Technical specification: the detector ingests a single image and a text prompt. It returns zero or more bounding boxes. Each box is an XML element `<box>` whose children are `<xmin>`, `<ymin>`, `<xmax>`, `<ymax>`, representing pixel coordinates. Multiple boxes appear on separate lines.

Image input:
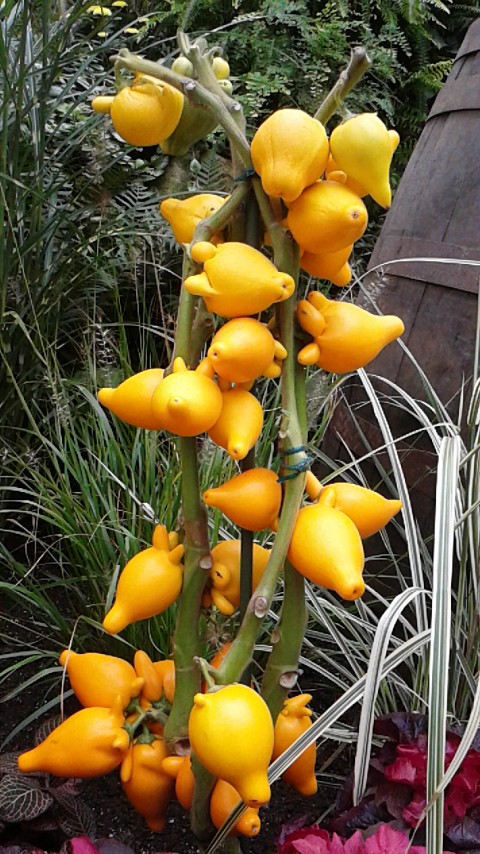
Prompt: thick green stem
<box><xmin>260</xmin><ymin>560</ymin><xmax>306</xmax><ymax>719</ymax></box>
<box><xmin>314</xmin><ymin>47</ymin><xmax>372</xmax><ymax>125</ymax></box>
<box><xmin>164</xmin><ymin>435</ymin><xmax>211</xmax><ymax>749</ymax></box>
<box><xmin>215</xmin><ymin>179</ymin><xmax>306</xmax><ymax>691</ymax></box>
<box><xmin>164</xmin><ymin>249</ymin><xmax>211</xmax><ymax>749</ymax></box>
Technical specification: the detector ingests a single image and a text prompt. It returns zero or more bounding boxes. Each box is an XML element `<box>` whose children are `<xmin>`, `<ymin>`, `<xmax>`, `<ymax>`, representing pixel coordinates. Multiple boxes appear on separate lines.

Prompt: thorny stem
<box><xmin>314</xmin><ymin>47</ymin><xmax>372</xmax><ymax>125</ymax></box>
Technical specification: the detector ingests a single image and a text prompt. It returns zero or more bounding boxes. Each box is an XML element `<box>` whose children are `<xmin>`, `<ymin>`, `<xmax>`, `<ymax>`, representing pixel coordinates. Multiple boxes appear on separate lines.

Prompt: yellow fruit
<box><xmin>91</xmin><ymin>95</ymin><xmax>115</xmax><ymax>114</ymax></box>
<box><xmin>185</xmin><ymin>241</ymin><xmax>295</xmax><ymax>317</ymax></box>
<box><xmin>151</xmin><ymin>357</ymin><xmax>223</xmax><ymax>437</ymax></box>
<box><xmin>121</xmin><ymin>739</ymin><xmax>174</xmax><ymax>832</ymax></box>
<box><xmin>251</xmin><ymin>109</ymin><xmax>330</xmax><ymax>203</ymax></box>
<box><xmin>208</xmin><ymin>540</ymin><xmax>270</xmax><ymax>615</ymax></box>
<box><xmin>18</xmin><ymin>698</ymin><xmax>129</xmax><ymax>778</ymax></box>
<box><xmin>325</xmin><ymin>154</ymin><xmax>367</xmax><ymax>198</ymax></box>
<box><xmin>319</xmin><ymin>483</ymin><xmax>402</xmax><ymax>539</ymax></box>
<box><xmin>97</xmin><ymin>368</ymin><xmax>164</xmax><ymax>430</ymax></box>
<box><xmin>210</xmin><ymin>779</ymin><xmax>261</xmax><ymax>836</ymax></box>
<box><xmin>287</xmin><ymin>180</ymin><xmax>368</xmax><ymax>254</ymax></box>
<box><xmin>288</xmin><ymin>503</ymin><xmax>365</xmax><ymax>600</ymax></box>
<box><xmin>207</xmin><ymin>318</ymin><xmax>287</xmax><ymax>383</ymax></box>
<box><xmin>330</xmin><ymin>113</ymin><xmax>398</xmax><ymax>208</ymax></box>
<box><xmin>134</xmin><ymin>650</ymin><xmax>163</xmax><ymax>702</ymax></box>
<box><xmin>161</xmin><ymin>755</ymin><xmax>195</xmax><ymax>809</ymax></box>
<box><xmin>110</xmin><ymin>82</ymin><xmax>183</xmax><ymax>147</ymax></box>
<box><xmin>212</xmin><ymin>56</ymin><xmax>231</xmax><ymax>80</ymax></box>
<box><xmin>203</xmin><ymin>468</ymin><xmax>281</xmax><ymax>531</ymax></box>
<box><xmin>152</xmin><ymin>659</ymin><xmax>176</xmax><ymax>704</ymax></box>
<box><xmin>297</xmin><ymin>291</ymin><xmax>404</xmax><ymax>373</ymax></box>
<box><xmin>188</xmin><ymin>683</ymin><xmax>274</xmax><ymax>806</ymax></box>
<box><xmin>159</xmin><ymin>194</ymin><xmax>227</xmax><ymax>245</ymax></box>
<box><xmin>58</xmin><ymin>650</ymin><xmax>143</xmax><ymax>709</ymax></box>
<box><xmin>273</xmin><ymin>694</ymin><xmax>317</xmax><ymax>796</ymax></box>
<box><xmin>208</xmin><ymin>387</ymin><xmax>264</xmax><ymax>460</ymax></box>
<box><xmin>300</xmin><ymin>244</ymin><xmax>353</xmax><ymax>287</ymax></box>
<box><xmin>102</xmin><ymin>525</ymin><xmax>184</xmax><ymax>634</ymax></box>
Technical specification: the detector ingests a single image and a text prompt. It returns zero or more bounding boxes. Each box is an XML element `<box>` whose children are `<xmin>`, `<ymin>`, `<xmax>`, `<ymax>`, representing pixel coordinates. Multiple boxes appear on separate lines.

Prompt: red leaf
<box><xmin>69</xmin><ymin>839</ymin><xmax>101</xmax><ymax>854</ymax></box>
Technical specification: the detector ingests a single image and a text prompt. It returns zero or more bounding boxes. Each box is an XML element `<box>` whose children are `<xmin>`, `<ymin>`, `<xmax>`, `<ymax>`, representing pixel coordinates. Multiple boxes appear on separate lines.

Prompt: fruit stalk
<box><xmin>215</xmin><ymin>230</ymin><xmax>307</xmax><ymax>688</ymax></box>
<box><xmin>112</xmin><ymin>47</ymin><xmax>251</xmax><ymax>168</ymax></box>
<box><xmin>163</xmin><ymin>251</ymin><xmax>212</xmax><ymax>750</ymax></box>
<box><xmin>314</xmin><ymin>46</ymin><xmax>372</xmax><ymax>125</ymax></box>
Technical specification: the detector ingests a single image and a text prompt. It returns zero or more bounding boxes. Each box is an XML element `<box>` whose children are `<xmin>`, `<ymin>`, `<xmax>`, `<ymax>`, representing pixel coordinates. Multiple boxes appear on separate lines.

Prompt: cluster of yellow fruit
<box><xmin>252</xmin><ymin>108</ymin><xmax>399</xmax><ymax>287</ymax></box>
<box><xmin>92</xmin><ymin>56</ymin><xmax>232</xmax><ymax>155</ymax></box>
<box><xmin>17</xmin><ymin>647</ymin><xmax>316</xmax><ymax>837</ymax></box>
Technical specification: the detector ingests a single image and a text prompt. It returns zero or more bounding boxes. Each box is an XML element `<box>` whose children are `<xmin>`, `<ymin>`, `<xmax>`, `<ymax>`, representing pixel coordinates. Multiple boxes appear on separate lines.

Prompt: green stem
<box><xmin>260</xmin><ymin>560</ymin><xmax>306</xmax><ymax>720</ymax></box>
<box><xmin>314</xmin><ymin>47</ymin><xmax>372</xmax><ymax>125</ymax></box>
<box><xmin>164</xmin><ymin>249</ymin><xmax>212</xmax><ymax>749</ymax></box>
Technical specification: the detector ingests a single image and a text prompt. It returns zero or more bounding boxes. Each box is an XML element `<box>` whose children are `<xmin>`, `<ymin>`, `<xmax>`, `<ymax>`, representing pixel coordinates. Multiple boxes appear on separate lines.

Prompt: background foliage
<box><xmin>1</xmin><ymin>0</ymin><xmax>479</xmax><ymax>748</ymax></box>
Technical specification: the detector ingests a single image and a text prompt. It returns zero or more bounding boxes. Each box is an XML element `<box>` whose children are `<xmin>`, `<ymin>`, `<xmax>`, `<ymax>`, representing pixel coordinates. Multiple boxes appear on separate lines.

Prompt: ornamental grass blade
<box><xmin>352</xmin><ymin>586</ymin><xmax>424</xmax><ymax>805</ymax></box>
<box><xmin>204</xmin><ymin>631</ymin><xmax>430</xmax><ymax>854</ymax></box>
<box><xmin>358</xmin><ymin>369</ymin><xmax>428</xmax><ymax>635</ymax></box>
<box><xmin>426</xmin><ymin>435</ymin><xmax>461</xmax><ymax>854</ymax></box>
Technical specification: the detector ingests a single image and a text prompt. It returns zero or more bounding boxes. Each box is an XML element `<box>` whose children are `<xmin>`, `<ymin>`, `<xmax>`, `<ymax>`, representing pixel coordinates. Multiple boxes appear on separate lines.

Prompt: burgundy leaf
<box><xmin>279</xmin><ymin>827</ymin><xmax>328</xmax><ymax>854</ymax></box>
<box><xmin>278</xmin><ymin>815</ymin><xmax>312</xmax><ymax>845</ymax></box>
<box><xmin>69</xmin><ymin>838</ymin><xmax>102</xmax><ymax>854</ymax></box>
<box><xmin>446</xmin><ymin>816</ymin><xmax>480</xmax><ymax>848</ymax></box>
<box><xmin>402</xmin><ymin>793</ymin><xmax>426</xmax><ymax>826</ymax></box>
<box><xmin>330</xmin><ymin>802</ymin><xmax>386</xmax><ymax>837</ymax></box>
<box><xmin>0</xmin><ymin>774</ymin><xmax>53</xmax><ymax>822</ymax></box>
<box><xmin>56</xmin><ymin>792</ymin><xmax>96</xmax><ymax>839</ymax></box>
<box><xmin>343</xmin><ymin>831</ymin><xmax>364</xmax><ymax>854</ymax></box>
<box><xmin>291</xmin><ymin>838</ymin><xmax>330</xmax><ymax>854</ymax></box>
<box><xmin>374</xmin><ymin>781</ymin><xmax>413</xmax><ymax>819</ymax></box>
<box><xmin>0</xmin><ymin>754</ymin><xmax>23</xmax><ymax>777</ymax></box>
<box><xmin>94</xmin><ymin>841</ymin><xmax>136</xmax><ymax>854</ymax></box>
<box><xmin>374</xmin><ymin>713</ymin><xmax>427</xmax><ymax>743</ymax></box>
<box><xmin>363</xmin><ymin>824</ymin><xmax>410</xmax><ymax>854</ymax></box>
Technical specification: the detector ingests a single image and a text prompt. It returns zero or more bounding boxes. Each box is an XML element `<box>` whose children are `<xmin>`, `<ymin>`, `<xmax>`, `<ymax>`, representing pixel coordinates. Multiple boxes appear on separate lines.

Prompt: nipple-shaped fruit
<box><xmin>58</xmin><ymin>649</ymin><xmax>143</xmax><ymax>709</ymax></box>
<box><xmin>208</xmin><ymin>388</ymin><xmax>263</xmax><ymax>460</ymax></box>
<box><xmin>288</xmin><ymin>502</ymin><xmax>365</xmax><ymax>600</ymax></box>
<box><xmin>18</xmin><ymin>697</ymin><xmax>130</xmax><ymax>778</ymax></box>
<box><xmin>330</xmin><ymin>114</ymin><xmax>399</xmax><ymax>208</ymax></box>
<box><xmin>133</xmin><ymin>650</ymin><xmax>163</xmax><ymax>702</ymax></box>
<box><xmin>185</xmin><ymin>241</ymin><xmax>295</xmax><ymax>317</ymax></box>
<box><xmin>161</xmin><ymin>754</ymin><xmax>195</xmax><ymax>809</ymax></box>
<box><xmin>97</xmin><ymin>368</ymin><xmax>164</xmax><ymax>430</ymax></box>
<box><xmin>152</xmin><ymin>659</ymin><xmax>176</xmax><ymax>703</ymax></box>
<box><xmin>297</xmin><ymin>291</ymin><xmax>404</xmax><ymax>373</ymax></box>
<box><xmin>110</xmin><ymin>81</ymin><xmax>183</xmax><ymax>147</ymax></box>
<box><xmin>287</xmin><ymin>181</ymin><xmax>368</xmax><ymax>254</ymax></box>
<box><xmin>188</xmin><ymin>684</ymin><xmax>274</xmax><ymax>807</ymax></box>
<box><xmin>207</xmin><ymin>318</ymin><xmax>287</xmax><ymax>383</ymax></box>
<box><xmin>208</xmin><ymin>540</ymin><xmax>270</xmax><ymax>615</ymax></box>
<box><xmin>300</xmin><ymin>244</ymin><xmax>353</xmax><ymax>287</ymax></box>
<box><xmin>318</xmin><ymin>482</ymin><xmax>402</xmax><ymax>539</ymax></box>
<box><xmin>151</xmin><ymin>357</ymin><xmax>223</xmax><ymax>437</ymax></box>
<box><xmin>103</xmin><ymin>525</ymin><xmax>184</xmax><ymax>634</ymax></box>
<box><xmin>121</xmin><ymin>738</ymin><xmax>174</xmax><ymax>832</ymax></box>
<box><xmin>159</xmin><ymin>194</ymin><xmax>227</xmax><ymax>245</ymax></box>
<box><xmin>203</xmin><ymin>468</ymin><xmax>281</xmax><ymax>531</ymax></box>
<box><xmin>272</xmin><ymin>694</ymin><xmax>317</xmax><ymax>796</ymax></box>
<box><xmin>251</xmin><ymin>109</ymin><xmax>329</xmax><ymax>203</ymax></box>
<box><xmin>210</xmin><ymin>779</ymin><xmax>261</xmax><ymax>837</ymax></box>
<box><xmin>92</xmin><ymin>95</ymin><xmax>115</xmax><ymax>114</ymax></box>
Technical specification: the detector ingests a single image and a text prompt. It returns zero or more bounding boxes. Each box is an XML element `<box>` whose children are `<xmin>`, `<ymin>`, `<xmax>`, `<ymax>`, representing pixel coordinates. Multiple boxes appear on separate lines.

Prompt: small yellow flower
<box><xmin>111</xmin><ymin>0</ymin><xmax>127</xmax><ymax>5</ymax></box>
<box><xmin>124</xmin><ymin>26</ymin><xmax>139</xmax><ymax>33</ymax></box>
<box><xmin>86</xmin><ymin>5</ymin><xmax>112</xmax><ymax>14</ymax></box>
